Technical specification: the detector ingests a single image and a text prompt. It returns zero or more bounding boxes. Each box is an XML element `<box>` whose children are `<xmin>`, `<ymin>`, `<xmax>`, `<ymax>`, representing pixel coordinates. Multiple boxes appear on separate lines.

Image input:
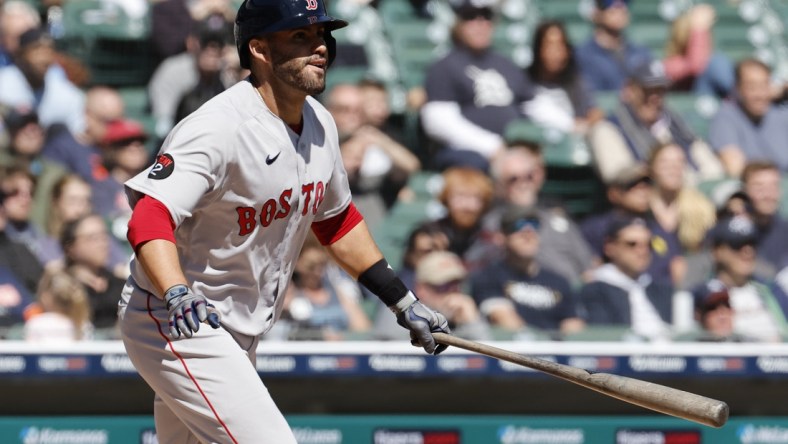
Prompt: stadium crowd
<box><xmin>1</xmin><ymin>0</ymin><xmax>788</xmax><ymax>344</ymax></box>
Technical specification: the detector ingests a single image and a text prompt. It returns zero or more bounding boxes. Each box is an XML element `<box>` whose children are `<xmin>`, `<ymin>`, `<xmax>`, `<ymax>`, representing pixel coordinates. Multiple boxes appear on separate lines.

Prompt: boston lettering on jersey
<box><xmin>236</xmin><ymin>181</ymin><xmax>326</xmax><ymax>236</ymax></box>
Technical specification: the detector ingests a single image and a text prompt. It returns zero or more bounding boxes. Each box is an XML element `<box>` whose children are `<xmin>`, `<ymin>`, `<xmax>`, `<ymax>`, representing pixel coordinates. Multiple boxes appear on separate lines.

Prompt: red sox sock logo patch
<box><xmin>148</xmin><ymin>154</ymin><xmax>175</xmax><ymax>180</ymax></box>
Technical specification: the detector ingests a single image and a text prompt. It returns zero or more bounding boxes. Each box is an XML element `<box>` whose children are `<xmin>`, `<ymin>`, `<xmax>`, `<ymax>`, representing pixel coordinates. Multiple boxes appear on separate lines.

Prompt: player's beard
<box><xmin>270</xmin><ymin>47</ymin><xmax>326</xmax><ymax>96</ymax></box>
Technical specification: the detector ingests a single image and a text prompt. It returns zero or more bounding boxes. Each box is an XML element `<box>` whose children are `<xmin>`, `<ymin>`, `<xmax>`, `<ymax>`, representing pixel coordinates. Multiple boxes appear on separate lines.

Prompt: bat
<box><xmin>432</xmin><ymin>332</ymin><xmax>729</xmax><ymax>428</ymax></box>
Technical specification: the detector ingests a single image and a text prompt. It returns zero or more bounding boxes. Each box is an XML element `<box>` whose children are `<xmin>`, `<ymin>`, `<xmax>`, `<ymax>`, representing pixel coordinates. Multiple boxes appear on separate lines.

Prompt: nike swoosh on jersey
<box><xmin>265</xmin><ymin>152</ymin><xmax>281</xmax><ymax>165</ymax></box>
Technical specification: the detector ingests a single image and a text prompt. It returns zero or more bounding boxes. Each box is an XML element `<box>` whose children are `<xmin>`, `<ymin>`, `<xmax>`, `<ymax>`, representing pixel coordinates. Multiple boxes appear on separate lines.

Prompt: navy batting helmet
<box><xmin>234</xmin><ymin>0</ymin><xmax>348</xmax><ymax>69</ymax></box>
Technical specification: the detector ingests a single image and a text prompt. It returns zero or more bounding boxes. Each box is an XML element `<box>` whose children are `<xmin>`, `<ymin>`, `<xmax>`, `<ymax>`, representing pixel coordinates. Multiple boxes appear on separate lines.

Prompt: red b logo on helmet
<box><xmin>305</xmin><ymin>0</ymin><xmax>318</xmax><ymax>10</ymax></box>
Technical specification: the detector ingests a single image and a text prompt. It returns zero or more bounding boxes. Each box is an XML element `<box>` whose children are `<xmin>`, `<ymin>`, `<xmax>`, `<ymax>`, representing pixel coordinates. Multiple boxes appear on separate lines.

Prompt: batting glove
<box><xmin>164</xmin><ymin>285</ymin><xmax>221</xmax><ymax>339</ymax></box>
<box><xmin>392</xmin><ymin>292</ymin><xmax>451</xmax><ymax>355</ymax></box>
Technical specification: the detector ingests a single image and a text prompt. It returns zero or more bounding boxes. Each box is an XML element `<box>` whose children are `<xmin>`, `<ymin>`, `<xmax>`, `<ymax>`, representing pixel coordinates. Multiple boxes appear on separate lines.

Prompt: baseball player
<box><xmin>117</xmin><ymin>1</ymin><xmax>451</xmax><ymax>442</ymax></box>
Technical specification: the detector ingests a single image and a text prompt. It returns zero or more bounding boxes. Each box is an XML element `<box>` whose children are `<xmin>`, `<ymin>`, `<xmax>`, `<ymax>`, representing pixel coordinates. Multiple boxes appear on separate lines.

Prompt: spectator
<box><xmin>486</xmin><ymin>143</ymin><xmax>595</xmax><ymax>287</ymax></box>
<box><xmin>0</xmin><ymin>28</ymin><xmax>85</xmax><ymax>134</ymax></box>
<box><xmin>59</xmin><ymin>213</ymin><xmax>125</xmax><ymax>330</ymax></box>
<box><xmin>685</xmin><ymin>288</ymin><xmax>750</xmax><ymax>342</ymax></box>
<box><xmin>420</xmin><ymin>0</ymin><xmax>534</xmax><ymax>171</ymax></box>
<box><xmin>376</xmin><ymin>250</ymin><xmax>491</xmax><ymax>340</ymax></box>
<box><xmin>92</xmin><ymin>119</ymin><xmax>149</xmax><ymax>230</ymax></box>
<box><xmin>588</xmin><ymin>61</ymin><xmax>723</xmax><ymax>185</ymax></box>
<box><xmin>45</xmin><ymin>174</ymin><xmax>92</xmax><ymax>241</ymax></box>
<box><xmin>663</xmin><ymin>4</ymin><xmax>734</xmax><ymax>97</ymax></box>
<box><xmin>708</xmin><ymin>59</ymin><xmax>788</xmax><ymax>177</ymax></box>
<box><xmin>358</xmin><ymin>78</ymin><xmax>406</xmax><ymax>144</ymax></box>
<box><xmin>581</xmin><ymin>164</ymin><xmax>678</xmax><ymax>286</ymax></box>
<box><xmin>682</xmin><ymin>180</ymin><xmax>776</xmax><ymax>291</ymax></box>
<box><xmin>0</xmin><ymin>167</ymin><xmax>60</xmax><ymax>266</ymax></box>
<box><xmin>647</xmin><ymin>142</ymin><xmax>717</xmax><ymax>287</ymax></box>
<box><xmin>24</xmin><ymin>269</ymin><xmax>93</xmax><ymax>342</ymax></box>
<box><xmin>424</xmin><ymin>167</ymin><xmax>495</xmax><ymax>269</ymax></box>
<box><xmin>742</xmin><ymin>162</ymin><xmax>788</xmax><ymax>272</ymax></box>
<box><xmin>0</xmin><ymin>1</ymin><xmax>40</xmax><ymax>68</ymax></box>
<box><xmin>0</xmin><ymin>183</ymin><xmax>43</xmax><ymax>294</ymax></box>
<box><xmin>581</xmin><ymin>216</ymin><xmax>674</xmax><ymax>341</ymax></box>
<box><xmin>398</xmin><ymin>223</ymin><xmax>450</xmax><ymax>291</ymax></box>
<box><xmin>328</xmin><ymin>83</ymin><xmax>420</xmax><ymax>230</ymax></box>
<box><xmin>576</xmin><ymin>0</ymin><xmax>653</xmax><ymax>92</ymax></box>
<box><xmin>0</xmin><ymin>265</ymin><xmax>35</xmax><ymax>329</ymax></box>
<box><xmin>648</xmin><ymin>142</ymin><xmax>716</xmax><ymax>253</ymax></box>
<box><xmin>692</xmin><ymin>215</ymin><xmax>787</xmax><ymax>342</ymax></box>
<box><xmin>149</xmin><ymin>18</ymin><xmax>235</xmax><ymax>138</ymax></box>
<box><xmin>42</xmin><ymin>86</ymin><xmax>124</xmax><ymax>183</ymax></box>
<box><xmin>524</xmin><ymin>20</ymin><xmax>604</xmax><ymax>134</ymax></box>
<box><xmin>356</xmin><ymin>78</ymin><xmax>418</xmax><ymax>206</ymax></box>
<box><xmin>711</xmin><ymin>182</ymin><xmax>751</xmax><ymax>220</ymax></box>
<box><xmin>0</xmin><ymin>107</ymin><xmax>67</xmax><ymax>229</ymax></box>
<box><xmin>470</xmin><ymin>205</ymin><xmax>585</xmax><ymax>337</ymax></box>
<box><xmin>150</xmin><ymin>0</ymin><xmax>234</xmax><ymax>61</ymax></box>
<box><xmin>281</xmin><ymin>235</ymin><xmax>371</xmax><ymax>340</ymax></box>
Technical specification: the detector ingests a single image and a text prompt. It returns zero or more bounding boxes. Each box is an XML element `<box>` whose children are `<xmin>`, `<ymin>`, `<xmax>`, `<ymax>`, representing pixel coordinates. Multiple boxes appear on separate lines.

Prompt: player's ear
<box><xmin>249</xmin><ymin>37</ymin><xmax>271</xmax><ymax>65</ymax></box>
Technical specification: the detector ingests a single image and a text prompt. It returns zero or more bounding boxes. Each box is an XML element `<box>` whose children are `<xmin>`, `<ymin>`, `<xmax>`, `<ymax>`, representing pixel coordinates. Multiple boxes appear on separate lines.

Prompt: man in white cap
<box><xmin>375</xmin><ymin>250</ymin><xmax>490</xmax><ymax>340</ymax></box>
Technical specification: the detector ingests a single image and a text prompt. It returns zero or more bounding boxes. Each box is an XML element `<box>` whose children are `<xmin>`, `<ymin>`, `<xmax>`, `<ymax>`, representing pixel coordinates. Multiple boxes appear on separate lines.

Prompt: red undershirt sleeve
<box><xmin>311</xmin><ymin>202</ymin><xmax>364</xmax><ymax>245</ymax></box>
<box><xmin>127</xmin><ymin>194</ymin><xmax>177</xmax><ymax>251</ymax></box>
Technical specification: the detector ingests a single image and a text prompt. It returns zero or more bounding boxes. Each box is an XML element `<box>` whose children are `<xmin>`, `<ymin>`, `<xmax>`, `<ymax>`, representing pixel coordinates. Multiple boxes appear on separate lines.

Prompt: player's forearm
<box><xmin>323</xmin><ymin>220</ymin><xmax>384</xmax><ymax>279</ymax></box>
<box><xmin>136</xmin><ymin>239</ymin><xmax>189</xmax><ymax>298</ymax></box>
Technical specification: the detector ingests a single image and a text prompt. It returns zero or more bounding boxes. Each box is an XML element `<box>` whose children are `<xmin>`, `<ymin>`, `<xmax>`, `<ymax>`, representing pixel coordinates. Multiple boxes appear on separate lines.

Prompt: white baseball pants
<box><xmin>119</xmin><ymin>282</ymin><xmax>297</xmax><ymax>444</ymax></box>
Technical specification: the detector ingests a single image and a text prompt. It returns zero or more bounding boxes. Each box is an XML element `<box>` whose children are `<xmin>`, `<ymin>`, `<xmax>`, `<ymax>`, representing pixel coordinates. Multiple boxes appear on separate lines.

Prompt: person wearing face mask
<box><xmin>709</xmin><ymin>59</ymin><xmax>788</xmax><ymax>178</ymax></box>
<box><xmin>588</xmin><ymin>61</ymin><xmax>723</xmax><ymax>186</ymax></box>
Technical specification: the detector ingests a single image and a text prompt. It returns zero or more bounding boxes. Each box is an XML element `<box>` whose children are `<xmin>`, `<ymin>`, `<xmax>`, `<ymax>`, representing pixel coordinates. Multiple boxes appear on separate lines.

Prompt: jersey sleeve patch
<box><xmin>148</xmin><ymin>154</ymin><xmax>175</xmax><ymax>180</ymax></box>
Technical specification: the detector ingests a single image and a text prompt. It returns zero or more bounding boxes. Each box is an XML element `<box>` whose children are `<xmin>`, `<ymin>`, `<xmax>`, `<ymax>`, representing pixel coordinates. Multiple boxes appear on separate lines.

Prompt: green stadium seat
<box><xmin>629</xmin><ymin>21</ymin><xmax>670</xmax><ymax>55</ymax></box>
<box><xmin>562</xmin><ymin>325</ymin><xmax>632</xmax><ymax>341</ymax></box>
<box><xmin>665</xmin><ymin>93</ymin><xmax>719</xmax><ymax>139</ymax></box>
<box><xmin>61</xmin><ymin>0</ymin><xmax>154</xmax><ymax>86</ymax></box>
<box><xmin>595</xmin><ymin>91</ymin><xmax>620</xmax><ymax>114</ymax></box>
<box><xmin>118</xmin><ymin>87</ymin><xmax>149</xmax><ymax>117</ymax></box>
<box><xmin>539</xmin><ymin>2</ymin><xmax>583</xmax><ymax>20</ymax></box>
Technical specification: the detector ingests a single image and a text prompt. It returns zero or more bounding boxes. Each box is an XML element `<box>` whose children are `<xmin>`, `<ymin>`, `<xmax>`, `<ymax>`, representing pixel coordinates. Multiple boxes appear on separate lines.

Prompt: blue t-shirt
<box><xmin>470</xmin><ymin>260</ymin><xmax>578</xmax><ymax>330</ymax></box>
<box><xmin>42</xmin><ymin>124</ymin><xmax>102</xmax><ymax>182</ymax></box>
<box><xmin>755</xmin><ymin>216</ymin><xmax>788</xmax><ymax>271</ymax></box>
<box><xmin>576</xmin><ymin>37</ymin><xmax>653</xmax><ymax>93</ymax></box>
<box><xmin>708</xmin><ymin>101</ymin><xmax>788</xmax><ymax>171</ymax></box>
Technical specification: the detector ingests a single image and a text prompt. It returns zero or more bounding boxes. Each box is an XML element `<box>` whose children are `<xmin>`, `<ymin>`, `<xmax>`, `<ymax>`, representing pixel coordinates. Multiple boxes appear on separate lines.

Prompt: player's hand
<box><xmin>164</xmin><ymin>285</ymin><xmax>221</xmax><ymax>339</ymax></box>
<box><xmin>391</xmin><ymin>292</ymin><xmax>451</xmax><ymax>355</ymax></box>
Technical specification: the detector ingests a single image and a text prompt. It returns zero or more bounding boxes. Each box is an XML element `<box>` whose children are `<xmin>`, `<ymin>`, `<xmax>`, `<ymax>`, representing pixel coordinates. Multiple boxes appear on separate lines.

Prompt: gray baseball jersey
<box><xmin>118</xmin><ymin>78</ymin><xmax>352</xmax><ymax>443</ymax></box>
<box><xmin>121</xmin><ymin>78</ymin><xmax>352</xmax><ymax>337</ymax></box>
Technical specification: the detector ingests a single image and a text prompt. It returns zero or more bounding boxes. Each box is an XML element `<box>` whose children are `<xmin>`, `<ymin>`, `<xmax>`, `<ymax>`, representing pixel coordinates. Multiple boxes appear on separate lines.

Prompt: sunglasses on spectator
<box><xmin>623</xmin><ymin>177</ymin><xmax>652</xmax><ymax>190</ymax></box>
<box><xmin>725</xmin><ymin>239</ymin><xmax>756</xmax><ymax>251</ymax></box>
<box><xmin>457</xmin><ymin>7</ymin><xmax>493</xmax><ymax>21</ymax></box>
<box><xmin>505</xmin><ymin>172</ymin><xmax>536</xmax><ymax>186</ymax></box>
<box><xmin>619</xmin><ymin>239</ymin><xmax>650</xmax><ymax>249</ymax></box>
<box><xmin>2</xmin><ymin>188</ymin><xmax>32</xmax><ymax>198</ymax></box>
<box><xmin>509</xmin><ymin>217</ymin><xmax>541</xmax><ymax>233</ymax></box>
<box><xmin>427</xmin><ymin>279</ymin><xmax>463</xmax><ymax>293</ymax></box>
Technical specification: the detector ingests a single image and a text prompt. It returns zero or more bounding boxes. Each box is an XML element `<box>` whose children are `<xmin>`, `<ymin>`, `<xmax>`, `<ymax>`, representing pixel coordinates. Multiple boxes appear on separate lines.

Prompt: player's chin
<box><xmin>302</xmin><ymin>74</ymin><xmax>326</xmax><ymax>95</ymax></box>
